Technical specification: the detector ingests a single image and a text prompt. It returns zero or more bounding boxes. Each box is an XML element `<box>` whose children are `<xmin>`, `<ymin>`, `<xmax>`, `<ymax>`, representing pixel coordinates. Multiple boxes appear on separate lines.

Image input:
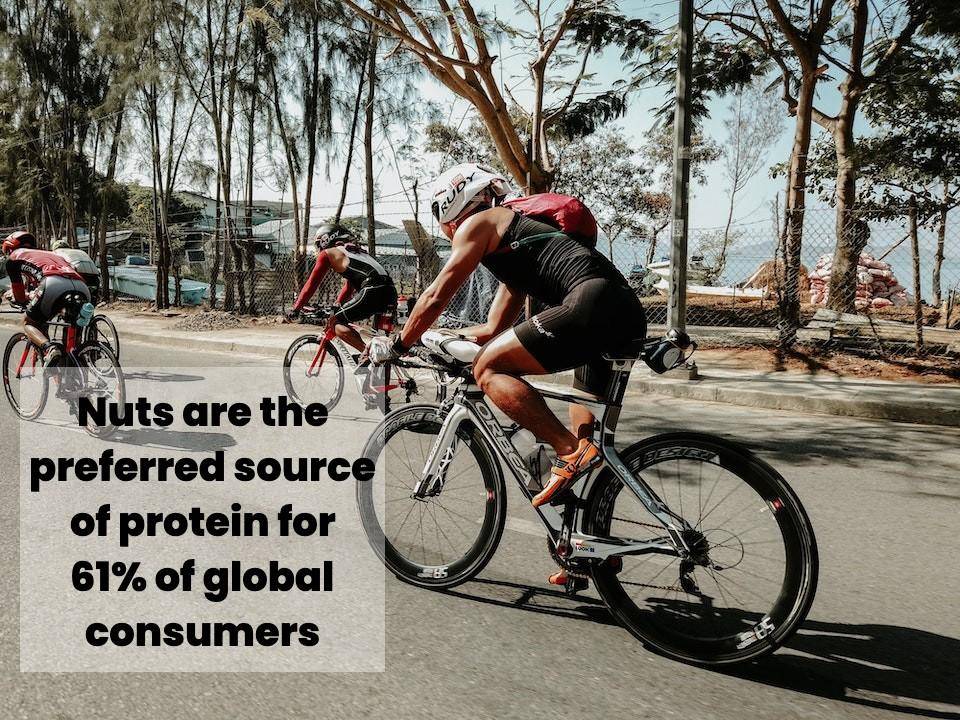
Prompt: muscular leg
<box><xmin>22</xmin><ymin>321</ymin><xmax>49</xmax><ymax>348</ymax></box>
<box><xmin>473</xmin><ymin>330</ymin><xmax>579</xmax><ymax>457</ymax></box>
<box><xmin>569</xmin><ymin>405</ymin><xmax>595</xmax><ymax>441</ymax></box>
<box><xmin>334</xmin><ymin>323</ymin><xmax>366</xmax><ymax>353</ymax></box>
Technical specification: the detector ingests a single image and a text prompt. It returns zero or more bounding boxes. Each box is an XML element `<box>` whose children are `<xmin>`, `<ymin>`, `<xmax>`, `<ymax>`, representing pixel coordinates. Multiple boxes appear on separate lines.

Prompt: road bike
<box><xmin>357</xmin><ymin>329</ymin><xmax>818</xmax><ymax>665</ymax></box>
<box><xmin>282</xmin><ymin>306</ymin><xmax>447</xmax><ymax>413</ymax></box>
<box><xmin>3</xmin><ymin>307</ymin><xmax>125</xmax><ymax>438</ymax></box>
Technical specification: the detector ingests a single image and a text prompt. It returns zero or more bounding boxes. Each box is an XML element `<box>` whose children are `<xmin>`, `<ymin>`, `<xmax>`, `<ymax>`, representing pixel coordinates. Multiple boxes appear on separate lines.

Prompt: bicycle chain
<box><xmin>606</xmin><ymin>516</ymin><xmax>685</xmax><ymax>593</ymax></box>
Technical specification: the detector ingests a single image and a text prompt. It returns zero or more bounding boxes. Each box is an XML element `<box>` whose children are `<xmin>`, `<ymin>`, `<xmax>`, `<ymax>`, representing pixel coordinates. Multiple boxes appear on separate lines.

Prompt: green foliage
<box><xmin>807</xmin><ymin>44</ymin><xmax>960</xmax><ymax>218</ymax></box>
<box><xmin>552</xmin><ymin>128</ymin><xmax>663</xmax><ymax>247</ymax></box>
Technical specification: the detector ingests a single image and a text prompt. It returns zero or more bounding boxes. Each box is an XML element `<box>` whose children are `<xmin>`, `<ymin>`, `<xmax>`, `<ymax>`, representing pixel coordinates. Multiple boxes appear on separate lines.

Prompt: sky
<box><xmin>124</xmin><ymin>1</ymin><xmax>865</xmax><ymax>236</ymax></box>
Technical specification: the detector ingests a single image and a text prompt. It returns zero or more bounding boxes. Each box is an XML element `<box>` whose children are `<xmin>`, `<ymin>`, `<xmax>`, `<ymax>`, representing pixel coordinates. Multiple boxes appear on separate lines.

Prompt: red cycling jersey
<box><xmin>6</xmin><ymin>248</ymin><xmax>83</xmax><ymax>303</ymax></box>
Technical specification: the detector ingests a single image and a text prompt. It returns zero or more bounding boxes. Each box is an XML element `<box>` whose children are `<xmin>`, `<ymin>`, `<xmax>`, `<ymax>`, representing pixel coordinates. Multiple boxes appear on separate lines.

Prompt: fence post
<box><xmin>667</xmin><ymin>0</ymin><xmax>694</xmax><ymax>332</ymax></box>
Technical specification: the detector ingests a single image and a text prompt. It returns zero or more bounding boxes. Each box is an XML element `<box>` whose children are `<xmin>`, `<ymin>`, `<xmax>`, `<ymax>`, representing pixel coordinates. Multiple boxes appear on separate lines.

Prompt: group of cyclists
<box><xmin>282</xmin><ymin>163</ymin><xmax>647</xmax><ymax>587</ymax></box>
<box><xmin>3</xmin><ymin>162</ymin><xmax>647</xmax><ymax>589</ymax></box>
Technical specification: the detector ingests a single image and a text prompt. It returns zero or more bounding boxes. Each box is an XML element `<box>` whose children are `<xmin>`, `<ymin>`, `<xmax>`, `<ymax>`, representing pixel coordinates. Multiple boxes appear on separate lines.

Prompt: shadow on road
<box><xmin>731</xmin><ymin>618</ymin><xmax>960</xmax><ymax>719</ymax></box>
<box><xmin>455</xmin><ymin>579</ymin><xmax>959</xmax><ymax>718</ymax></box>
<box><xmin>123</xmin><ymin>371</ymin><xmax>206</xmax><ymax>384</ymax></box>
<box><xmin>108</xmin><ymin>427</ymin><xmax>236</xmax><ymax>452</ymax></box>
<box><xmin>443</xmin><ymin>577</ymin><xmax>616</xmax><ymax>626</ymax></box>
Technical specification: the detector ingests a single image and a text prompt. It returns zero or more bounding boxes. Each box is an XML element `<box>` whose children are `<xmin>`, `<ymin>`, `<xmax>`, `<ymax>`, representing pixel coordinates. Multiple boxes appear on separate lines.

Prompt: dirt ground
<box><xmin>698</xmin><ymin>345</ymin><xmax>960</xmax><ymax>384</ymax></box>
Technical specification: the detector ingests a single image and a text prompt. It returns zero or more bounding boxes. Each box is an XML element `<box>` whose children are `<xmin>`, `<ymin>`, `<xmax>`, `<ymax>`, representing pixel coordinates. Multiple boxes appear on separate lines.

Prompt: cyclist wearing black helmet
<box><xmin>286</xmin><ymin>223</ymin><xmax>398</xmax><ymax>353</ymax></box>
<box><xmin>2</xmin><ymin>230</ymin><xmax>91</xmax><ymax>362</ymax></box>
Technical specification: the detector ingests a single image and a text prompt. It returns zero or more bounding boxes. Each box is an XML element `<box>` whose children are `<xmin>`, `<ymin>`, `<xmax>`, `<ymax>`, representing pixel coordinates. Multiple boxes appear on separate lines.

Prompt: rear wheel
<box><xmin>283</xmin><ymin>335</ymin><xmax>345</xmax><ymax>411</ymax></box>
<box><xmin>2</xmin><ymin>333</ymin><xmax>48</xmax><ymax>419</ymax></box>
<box><xmin>357</xmin><ymin>403</ymin><xmax>506</xmax><ymax>588</ymax></box>
<box><xmin>586</xmin><ymin>432</ymin><xmax>818</xmax><ymax>665</ymax></box>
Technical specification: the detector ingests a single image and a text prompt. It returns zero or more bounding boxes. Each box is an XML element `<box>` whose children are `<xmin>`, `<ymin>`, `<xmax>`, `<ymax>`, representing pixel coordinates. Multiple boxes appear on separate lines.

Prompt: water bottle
<box><xmin>76</xmin><ymin>302</ymin><xmax>95</xmax><ymax>328</ymax></box>
<box><xmin>511</xmin><ymin>429</ymin><xmax>555</xmax><ymax>493</ymax></box>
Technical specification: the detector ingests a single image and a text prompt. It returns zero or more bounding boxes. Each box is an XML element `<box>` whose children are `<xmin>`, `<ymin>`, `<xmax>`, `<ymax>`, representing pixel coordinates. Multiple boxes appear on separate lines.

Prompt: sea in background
<box><xmin>617</xmin><ymin>219</ymin><xmax>960</xmax><ymax>305</ymax></box>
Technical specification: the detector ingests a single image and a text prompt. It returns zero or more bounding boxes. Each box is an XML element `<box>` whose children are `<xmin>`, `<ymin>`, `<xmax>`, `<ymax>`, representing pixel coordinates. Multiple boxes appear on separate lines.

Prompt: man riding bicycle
<box><xmin>286</xmin><ymin>223</ymin><xmax>398</xmax><ymax>354</ymax></box>
<box><xmin>2</xmin><ymin>230</ymin><xmax>91</xmax><ymax>364</ymax></box>
<box><xmin>367</xmin><ymin>164</ymin><xmax>647</xmax><ymax>586</ymax></box>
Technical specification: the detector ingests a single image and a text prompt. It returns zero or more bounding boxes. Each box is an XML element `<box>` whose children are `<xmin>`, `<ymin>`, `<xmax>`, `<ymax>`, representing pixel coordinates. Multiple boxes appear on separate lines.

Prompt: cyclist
<box><xmin>368</xmin><ymin>164</ymin><xmax>646</xmax><ymax>585</ymax></box>
<box><xmin>286</xmin><ymin>223</ymin><xmax>398</xmax><ymax>354</ymax></box>
<box><xmin>2</xmin><ymin>230</ymin><xmax>91</xmax><ymax>363</ymax></box>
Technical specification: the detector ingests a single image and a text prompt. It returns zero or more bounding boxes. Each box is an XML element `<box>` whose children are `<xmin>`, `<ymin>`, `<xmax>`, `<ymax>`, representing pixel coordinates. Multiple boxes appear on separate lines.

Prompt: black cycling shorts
<box><xmin>334</xmin><ymin>283</ymin><xmax>398</xmax><ymax>324</ymax></box>
<box><xmin>513</xmin><ymin>278</ymin><xmax>646</xmax><ymax>397</ymax></box>
<box><xmin>24</xmin><ymin>276</ymin><xmax>90</xmax><ymax>329</ymax></box>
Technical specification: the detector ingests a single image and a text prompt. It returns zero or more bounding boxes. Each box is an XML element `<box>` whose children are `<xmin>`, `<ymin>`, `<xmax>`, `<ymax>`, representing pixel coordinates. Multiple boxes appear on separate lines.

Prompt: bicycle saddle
<box><xmin>420</xmin><ymin>330</ymin><xmax>481</xmax><ymax>364</ymax></box>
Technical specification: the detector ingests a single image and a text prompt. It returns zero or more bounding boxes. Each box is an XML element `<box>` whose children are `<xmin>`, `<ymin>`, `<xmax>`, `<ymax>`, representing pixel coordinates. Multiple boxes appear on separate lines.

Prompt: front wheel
<box><xmin>75</xmin><ymin>341</ymin><xmax>126</xmax><ymax>438</ymax></box>
<box><xmin>85</xmin><ymin>314</ymin><xmax>120</xmax><ymax>361</ymax></box>
<box><xmin>586</xmin><ymin>432</ymin><xmax>818</xmax><ymax>665</ymax></box>
<box><xmin>357</xmin><ymin>403</ymin><xmax>506</xmax><ymax>588</ymax></box>
<box><xmin>283</xmin><ymin>335</ymin><xmax>345</xmax><ymax>411</ymax></box>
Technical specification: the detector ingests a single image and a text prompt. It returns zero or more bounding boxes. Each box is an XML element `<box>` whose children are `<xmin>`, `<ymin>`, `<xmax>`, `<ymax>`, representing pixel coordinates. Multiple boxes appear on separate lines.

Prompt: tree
<box><xmin>698</xmin><ymin>1</ymin><xmax>959</xmax><ymax>319</ymax></box>
<box><xmin>640</xmin><ymin>125</ymin><xmax>719</xmax><ymax>266</ymax></box>
<box><xmin>716</xmin><ymin>80</ymin><xmax>783</xmax><ymax>279</ymax></box>
<box><xmin>340</xmin><ymin>0</ymin><xmax>655</xmax><ymax>193</ymax></box>
<box><xmin>552</xmin><ymin>129</ymin><xmax>661</xmax><ymax>261</ymax></box>
<box><xmin>696</xmin><ymin>0</ymin><xmax>839</xmax><ymax>347</ymax></box>
<box><xmin>808</xmin><ymin>44</ymin><xmax>960</xmax><ymax>306</ymax></box>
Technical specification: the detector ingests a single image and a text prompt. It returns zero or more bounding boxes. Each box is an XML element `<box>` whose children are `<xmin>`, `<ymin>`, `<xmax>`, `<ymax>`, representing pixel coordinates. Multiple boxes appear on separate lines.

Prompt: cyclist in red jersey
<box><xmin>2</xmin><ymin>230</ymin><xmax>91</xmax><ymax>362</ymax></box>
<box><xmin>285</xmin><ymin>223</ymin><xmax>398</xmax><ymax>353</ymax></box>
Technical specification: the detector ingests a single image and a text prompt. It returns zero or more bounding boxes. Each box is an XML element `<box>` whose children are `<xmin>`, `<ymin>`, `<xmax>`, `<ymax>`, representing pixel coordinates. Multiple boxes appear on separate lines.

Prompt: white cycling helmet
<box><xmin>430</xmin><ymin>163</ymin><xmax>512</xmax><ymax>224</ymax></box>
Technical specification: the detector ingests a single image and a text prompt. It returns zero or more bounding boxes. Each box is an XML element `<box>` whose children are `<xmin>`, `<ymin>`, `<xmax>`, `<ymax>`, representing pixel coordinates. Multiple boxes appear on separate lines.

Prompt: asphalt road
<box><xmin>2</xmin><ymin>330</ymin><xmax>959</xmax><ymax>720</ymax></box>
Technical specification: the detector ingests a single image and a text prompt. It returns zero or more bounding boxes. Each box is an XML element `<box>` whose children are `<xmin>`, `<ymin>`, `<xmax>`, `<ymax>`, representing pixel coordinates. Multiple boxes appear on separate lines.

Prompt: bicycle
<box><xmin>357</xmin><ymin>329</ymin><xmax>818</xmax><ymax>666</ymax></box>
<box><xmin>282</xmin><ymin>306</ymin><xmax>448</xmax><ymax>413</ymax></box>
<box><xmin>3</xmin><ymin>306</ymin><xmax>125</xmax><ymax>438</ymax></box>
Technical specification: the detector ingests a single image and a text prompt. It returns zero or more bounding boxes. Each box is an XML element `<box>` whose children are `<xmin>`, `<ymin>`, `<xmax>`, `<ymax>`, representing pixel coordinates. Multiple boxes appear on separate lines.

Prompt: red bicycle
<box><xmin>3</xmin><ymin>307</ymin><xmax>125</xmax><ymax>438</ymax></box>
<box><xmin>282</xmin><ymin>306</ymin><xmax>446</xmax><ymax>413</ymax></box>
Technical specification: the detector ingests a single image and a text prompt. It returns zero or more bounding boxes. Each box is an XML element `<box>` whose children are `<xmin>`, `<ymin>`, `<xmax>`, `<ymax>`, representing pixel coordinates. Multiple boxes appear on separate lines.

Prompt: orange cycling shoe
<box><xmin>532</xmin><ymin>438</ymin><xmax>601</xmax><ymax>507</ymax></box>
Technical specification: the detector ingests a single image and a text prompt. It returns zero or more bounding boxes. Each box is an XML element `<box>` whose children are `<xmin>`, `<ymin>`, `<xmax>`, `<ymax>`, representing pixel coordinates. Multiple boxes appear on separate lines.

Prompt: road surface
<box><xmin>1</xmin><ymin>330</ymin><xmax>958</xmax><ymax>719</ymax></box>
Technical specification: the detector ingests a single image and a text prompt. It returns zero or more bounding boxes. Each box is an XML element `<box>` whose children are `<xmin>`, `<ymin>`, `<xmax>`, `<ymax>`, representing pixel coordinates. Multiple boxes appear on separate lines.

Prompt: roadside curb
<box><xmin>120</xmin><ymin>328</ymin><xmax>290</xmax><ymax>359</ymax></box>
<box><xmin>630</xmin><ymin>375</ymin><xmax>960</xmax><ymax>428</ymax></box>
<box><xmin>0</xmin><ymin>313</ymin><xmax>289</xmax><ymax>359</ymax></box>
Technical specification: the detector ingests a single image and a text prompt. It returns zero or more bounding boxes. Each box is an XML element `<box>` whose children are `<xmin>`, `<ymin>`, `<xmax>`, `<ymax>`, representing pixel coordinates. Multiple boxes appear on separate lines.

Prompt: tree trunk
<box><xmin>718</xmin><ymin>191</ymin><xmax>737</xmax><ymax>280</ymax></box>
<box><xmin>208</xmin><ymin>183</ymin><xmax>222</xmax><ymax>310</ymax></box>
<box><xmin>908</xmin><ymin>198</ymin><xmax>924</xmax><ymax>355</ymax></box>
<box><xmin>778</xmin><ymin>75</ymin><xmax>818</xmax><ymax>350</ymax></box>
<box><xmin>97</xmin><ymin>106</ymin><xmax>124</xmax><ymax>303</ymax></box>
<box><xmin>334</xmin><ymin>64</ymin><xmax>367</xmax><ymax>224</ymax></box>
<box><xmin>301</xmin><ymin>14</ymin><xmax>321</xmax><ymax>260</ymax></box>
<box><xmin>826</xmin><ymin>89</ymin><xmax>865</xmax><ymax>313</ymax></box>
<box><xmin>269</xmin><ymin>61</ymin><xmax>302</xmax><ymax>280</ymax></box>
<box><xmin>363</xmin><ymin>21</ymin><xmax>379</xmax><ymax>255</ymax></box>
<box><xmin>932</xmin><ymin>190</ymin><xmax>947</xmax><ymax>307</ymax></box>
<box><xmin>244</xmin><ymin>28</ymin><xmax>260</xmax><ymax>314</ymax></box>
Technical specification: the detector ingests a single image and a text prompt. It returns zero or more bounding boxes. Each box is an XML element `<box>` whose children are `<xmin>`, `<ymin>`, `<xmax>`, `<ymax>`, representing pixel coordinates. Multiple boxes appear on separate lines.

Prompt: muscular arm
<box><xmin>458</xmin><ymin>282</ymin><xmax>525</xmax><ymax>344</ymax></box>
<box><xmin>292</xmin><ymin>250</ymin><xmax>331</xmax><ymax>310</ymax></box>
<box><xmin>399</xmin><ymin>214</ymin><xmax>492</xmax><ymax>348</ymax></box>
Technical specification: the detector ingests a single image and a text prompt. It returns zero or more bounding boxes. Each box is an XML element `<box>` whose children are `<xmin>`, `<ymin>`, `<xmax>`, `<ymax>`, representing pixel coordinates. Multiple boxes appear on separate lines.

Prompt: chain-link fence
<box><xmin>107</xmin><ymin>207</ymin><xmax>958</xmax><ymax>363</ymax></box>
<box><xmin>437</xmin><ymin>207</ymin><xmax>959</xmax><ymax>362</ymax></box>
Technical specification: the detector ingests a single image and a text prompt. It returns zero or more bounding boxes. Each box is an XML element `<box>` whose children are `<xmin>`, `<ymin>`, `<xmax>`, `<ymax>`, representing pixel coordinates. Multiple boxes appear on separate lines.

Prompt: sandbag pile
<box><xmin>808</xmin><ymin>253</ymin><xmax>913</xmax><ymax>310</ymax></box>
